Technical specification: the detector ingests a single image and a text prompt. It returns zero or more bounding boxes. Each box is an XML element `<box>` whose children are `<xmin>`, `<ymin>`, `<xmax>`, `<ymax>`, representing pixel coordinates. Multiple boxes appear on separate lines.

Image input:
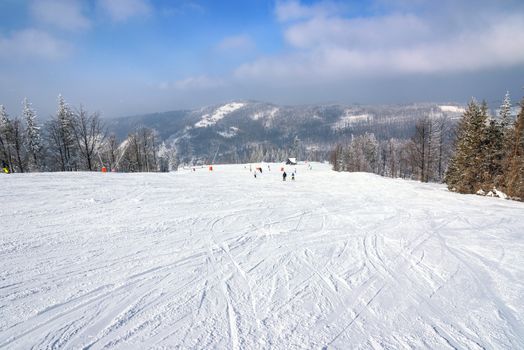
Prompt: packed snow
<box><xmin>195</xmin><ymin>103</ymin><xmax>245</xmax><ymax>128</ymax></box>
<box><xmin>1</xmin><ymin>163</ymin><xmax>524</xmax><ymax>349</ymax></box>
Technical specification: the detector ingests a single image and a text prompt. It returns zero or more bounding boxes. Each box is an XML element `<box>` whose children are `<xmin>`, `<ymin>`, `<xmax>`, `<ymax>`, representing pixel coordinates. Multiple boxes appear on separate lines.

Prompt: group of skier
<box><xmin>282</xmin><ymin>171</ymin><xmax>295</xmax><ymax>181</ymax></box>
<box><xmin>249</xmin><ymin>164</ymin><xmax>296</xmax><ymax>181</ymax></box>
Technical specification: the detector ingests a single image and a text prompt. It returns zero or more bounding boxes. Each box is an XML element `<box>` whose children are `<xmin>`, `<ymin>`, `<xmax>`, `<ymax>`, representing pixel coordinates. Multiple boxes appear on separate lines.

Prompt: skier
<box><xmin>291</xmin><ymin>172</ymin><xmax>295</xmax><ymax>181</ymax></box>
<box><xmin>282</xmin><ymin>171</ymin><xmax>287</xmax><ymax>181</ymax></box>
<box><xmin>254</xmin><ymin>171</ymin><xmax>257</xmax><ymax>178</ymax></box>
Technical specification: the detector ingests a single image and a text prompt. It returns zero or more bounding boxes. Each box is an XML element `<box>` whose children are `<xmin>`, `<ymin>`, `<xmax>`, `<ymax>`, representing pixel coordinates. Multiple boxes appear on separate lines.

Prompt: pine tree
<box><xmin>446</xmin><ymin>99</ymin><xmax>488</xmax><ymax>193</ymax></box>
<box><xmin>505</xmin><ymin>98</ymin><xmax>524</xmax><ymax>199</ymax></box>
<box><xmin>482</xmin><ymin>117</ymin><xmax>504</xmax><ymax>188</ymax></box>
<box><xmin>23</xmin><ymin>98</ymin><xmax>42</xmax><ymax>171</ymax></box>
<box><xmin>499</xmin><ymin>91</ymin><xmax>512</xmax><ymax>130</ymax></box>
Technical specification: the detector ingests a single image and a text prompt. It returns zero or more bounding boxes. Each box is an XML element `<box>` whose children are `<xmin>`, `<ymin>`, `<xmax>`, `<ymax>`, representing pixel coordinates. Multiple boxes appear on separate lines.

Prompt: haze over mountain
<box><xmin>1</xmin><ymin>0</ymin><xmax>523</xmax><ymax>117</ymax></box>
<box><xmin>107</xmin><ymin>100</ymin><xmax>466</xmax><ymax>163</ymax></box>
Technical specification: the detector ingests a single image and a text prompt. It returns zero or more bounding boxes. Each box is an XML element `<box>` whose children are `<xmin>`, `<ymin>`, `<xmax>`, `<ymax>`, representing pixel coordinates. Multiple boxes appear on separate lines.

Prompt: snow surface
<box><xmin>250</xmin><ymin>107</ymin><xmax>279</xmax><ymax>128</ymax></box>
<box><xmin>217</xmin><ymin>127</ymin><xmax>239</xmax><ymax>139</ymax></box>
<box><xmin>439</xmin><ymin>105</ymin><xmax>465</xmax><ymax>114</ymax></box>
<box><xmin>251</xmin><ymin>107</ymin><xmax>279</xmax><ymax>121</ymax></box>
<box><xmin>195</xmin><ymin>103</ymin><xmax>245</xmax><ymax>128</ymax></box>
<box><xmin>1</xmin><ymin>163</ymin><xmax>524</xmax><ymax>349</ymax></box>
<box><xmin>332</xmin><ymin>111</ymin><xmax>372</xmax><ymax>130</ymax></box>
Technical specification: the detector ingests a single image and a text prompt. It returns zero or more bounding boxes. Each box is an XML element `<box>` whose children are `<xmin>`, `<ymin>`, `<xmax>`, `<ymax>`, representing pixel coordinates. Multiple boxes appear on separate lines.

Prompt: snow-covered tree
<box><xmin>72</xmin><ymin>106</ymin><xmax>105</xmax><ymax>171</ymax></box>
<box><xmin>46</xmin><ymin>95</ymin><xmax>78</xmax><ymax>171</ymax></box>
<box><xmin>499</xmin><ymin>91</ymin><xmax>512</xmax><ymax>129</ymax></box>
<box><xmin>23</xmin><ymin>98</ymin><xmax>42</xmax><ymax>171</ymax></box>
<box><xmin>482</xmin><ymin>113</ymin><xmax>505</xmax><ymax>189</ymax></box>
<box><xmin>157</xmin><ymin>142</ymin><xmax>178</xmax><ymax>172</ymax></box>
<box><xmin>120</xmin><ymin>127</ymin><xmax>159</xmax><ymax>172</ymax></box>
<box><xmin>410</xmin><ymin>116</ymin><xmax>436</xmax><ymax>182</ymax></box>
<box><xmin>446</xmin><ymin>99</ymin><xmax>488</xmax><ymax>193</ymax></box>
<box><xmin>99</xmin><ymin>133</ymin><xmax>119</xmax><ymax>171</ymax></box>
<box><xmin>293</xmin><ymin>136</ymin><xmax>301</xmax><ymax>161</ymax></box>
<box><xmin>505</xmin><ymin>97</ymin><xmax>524</xmax><ymax>199</ymax></box>
<box><xmin>10</xmin><ymin>117</ymin><xmax>26</xmax><ymax>173</ymax></box>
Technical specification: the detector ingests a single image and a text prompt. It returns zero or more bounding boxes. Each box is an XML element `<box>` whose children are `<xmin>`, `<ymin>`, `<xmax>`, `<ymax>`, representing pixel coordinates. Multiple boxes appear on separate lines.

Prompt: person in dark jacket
<box><xmin>282</xmin><ymin>171</ymin><xmax>287</xmax><ymax>181</ymax></box>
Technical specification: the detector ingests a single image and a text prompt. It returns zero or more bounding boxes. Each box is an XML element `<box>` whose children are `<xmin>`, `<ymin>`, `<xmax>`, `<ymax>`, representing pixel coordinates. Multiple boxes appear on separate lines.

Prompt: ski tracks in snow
<box><xmin>1</xmin><ymin>166</ymin><xmax>524</xmax><ymax>348</ymax></box>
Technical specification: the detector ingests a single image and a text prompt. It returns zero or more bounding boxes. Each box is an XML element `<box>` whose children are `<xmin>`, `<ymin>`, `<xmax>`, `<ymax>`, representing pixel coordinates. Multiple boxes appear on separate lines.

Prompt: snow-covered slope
<box><xmin>439</xmin><ymin>105</ymin><xmax>465</xmax><ymax>113</ymax></box>
<box><xmin>332</xmin><ymin>110</ymin><xmax>373</xmax><ymax>130</ymax></box>
<box><xmin>1</xmin><ymin>164</ymin><xmax>523</xmax><ymax>349</ymax></box>
<box><xmin>195</xmin><ymin>102</ymin><xmax>245</xmax><ymax>128</ymax></box>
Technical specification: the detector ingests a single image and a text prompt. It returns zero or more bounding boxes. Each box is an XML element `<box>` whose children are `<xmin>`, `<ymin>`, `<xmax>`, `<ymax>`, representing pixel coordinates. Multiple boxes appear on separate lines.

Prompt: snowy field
<box><xmin>1</xmin><ymin>163</ymin><xmax>524</xmax><ymax>349</ymax></box>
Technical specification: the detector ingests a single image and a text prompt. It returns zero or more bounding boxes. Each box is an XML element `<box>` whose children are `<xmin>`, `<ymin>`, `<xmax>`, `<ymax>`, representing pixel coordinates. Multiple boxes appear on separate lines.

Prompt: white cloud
<box><xmin>98</xmin><ymin>0</ymin><xmax>152</xmax><ymax>22</ymax></box>
<box><xmin>275</xmin><ymin>0</ymin><xmax>343</xmax><ymax>22</ymax></box>
<box><xmin>30</xmin><ymin>0</ymin><xmax>91</xmax><ymax>31</ymax></box>
<box><xmin>216</xmin><ymin>34</ymin><xmax>255</xmax><ymax>52</ymax></box>
<box><xmin>235</xmin><ymin>1</ymin><xmax>524</xmax><ymax>83</ymax></box>
<box><xmin>0</xmin><ymin>29</ymin><xmax>71</xmax><ymax>60</ymax></box>
<box><xmin>284</xmin><ymin>14</ymin><xmax>429</xmax><ymax>49</ymax></box>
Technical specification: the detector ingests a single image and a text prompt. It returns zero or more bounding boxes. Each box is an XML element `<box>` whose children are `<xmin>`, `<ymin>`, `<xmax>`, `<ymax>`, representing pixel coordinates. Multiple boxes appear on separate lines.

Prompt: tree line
<box><xmin>0</xmin><ymin>95</ymin><xmax>178</xmax><ymax>173</ymax></box>
<box><xmin>446</xmin><ymin>93</ymin><xmax>523</xmax><ymax>200</ymax></box>
<box><xmin>330</xmin><ymin>92</ymin><xmax>524</xmax><ymax>201</ymax></box>
<box><xmin>330</xmin><ymin>115</ymin><xmax>453</xmax><ymax>183</ymax></box>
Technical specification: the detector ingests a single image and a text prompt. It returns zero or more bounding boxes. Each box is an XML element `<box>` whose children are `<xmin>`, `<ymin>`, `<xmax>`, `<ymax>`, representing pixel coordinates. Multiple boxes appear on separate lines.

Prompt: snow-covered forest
<box><xmin>0</xmin><ymin>96</ymin><xmax>178</xmax><ymax>174</ymax></box>
<box><xmin>331</xmin><ymin>93</ymin><xmax>524</xmax><ymax>201</ymax></box>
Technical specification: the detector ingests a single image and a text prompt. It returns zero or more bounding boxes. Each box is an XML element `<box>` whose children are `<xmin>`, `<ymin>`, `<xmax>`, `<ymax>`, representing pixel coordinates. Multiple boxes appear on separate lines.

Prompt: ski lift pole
<box><xmin>211</xmin><ymin>144</ymin><xmax>220</xmax><ymax>164</ymax></box>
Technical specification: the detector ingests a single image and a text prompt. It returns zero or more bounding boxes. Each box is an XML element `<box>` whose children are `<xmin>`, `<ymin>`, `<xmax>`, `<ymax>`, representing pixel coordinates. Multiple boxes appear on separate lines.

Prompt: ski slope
<box><xmin>1</xmin><ymin>163</ymin><xmax>523</xmax><ymax>349</ymax></box>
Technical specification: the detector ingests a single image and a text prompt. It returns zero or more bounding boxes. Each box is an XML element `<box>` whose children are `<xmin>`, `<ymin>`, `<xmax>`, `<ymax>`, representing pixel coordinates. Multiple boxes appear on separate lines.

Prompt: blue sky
<box><xmin>1</xmin><ymin>0</ymin><xmax>523</xmax><ymax>118</ymax></box>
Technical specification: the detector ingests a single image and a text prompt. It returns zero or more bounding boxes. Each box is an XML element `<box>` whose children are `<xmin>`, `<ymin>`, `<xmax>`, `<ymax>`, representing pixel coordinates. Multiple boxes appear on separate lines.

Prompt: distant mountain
<box><xmin>107</xmin><ymin>101</ymin><xmax>465</xmax><ymax>164</ymax></box>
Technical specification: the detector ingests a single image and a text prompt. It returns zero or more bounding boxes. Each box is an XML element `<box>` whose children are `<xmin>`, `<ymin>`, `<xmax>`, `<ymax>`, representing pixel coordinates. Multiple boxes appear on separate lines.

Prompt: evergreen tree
<box><xmin>446</xmin><ymin>99</ymin><xmax>488</xmax><ymax>193</ymax></box>
<box><xmin>506</xmin><ymin>98</ymin><xmax>524</xmax><ymax>199</ymax></box>
<box><xmin>499</xmin><ymin>91</ymin><xmax>512</xmax><ymax>129</ymax></box>
<box><xmin>482</xmin><ymin>115</ymin><xmax>505</xmax><ymax>189</ymax></box>
<box><xmin>23</xmin><ymin>98</ymin><xmax>42</xmax><ymax>171</ymax></box>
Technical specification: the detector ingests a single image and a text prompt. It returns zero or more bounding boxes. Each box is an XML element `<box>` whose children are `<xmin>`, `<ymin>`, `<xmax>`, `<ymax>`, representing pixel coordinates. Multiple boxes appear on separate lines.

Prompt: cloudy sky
<box><xmin>1</xmin><ymin>0</ymin><xmax>523</xmax><ymax>118</ymax></box>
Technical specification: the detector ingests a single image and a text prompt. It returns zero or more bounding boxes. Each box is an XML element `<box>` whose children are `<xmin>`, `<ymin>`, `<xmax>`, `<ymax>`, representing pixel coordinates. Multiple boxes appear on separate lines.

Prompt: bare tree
<box><xmin>72</xmin><ymin>106</ymin><xmax>105</xmax><ymax>171</ymax></box>
<box><xmin>0</xmin><ymin>105</ymin><xmax>14</xmax><ymax>172</ymax></box>
<box><xmin>10</xmin><ymin>118</ymin><xmax>26</xmax><ymax>173</ymax></box>
<box><xmin>411</xmin><ymin>117</ymin><xmax>436</xmax><ymax>182</ymax></box>
<box><xmin>46</xmin><ymin>95</ymin><xmax>77</xmax><ymax>171</ymax></box>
